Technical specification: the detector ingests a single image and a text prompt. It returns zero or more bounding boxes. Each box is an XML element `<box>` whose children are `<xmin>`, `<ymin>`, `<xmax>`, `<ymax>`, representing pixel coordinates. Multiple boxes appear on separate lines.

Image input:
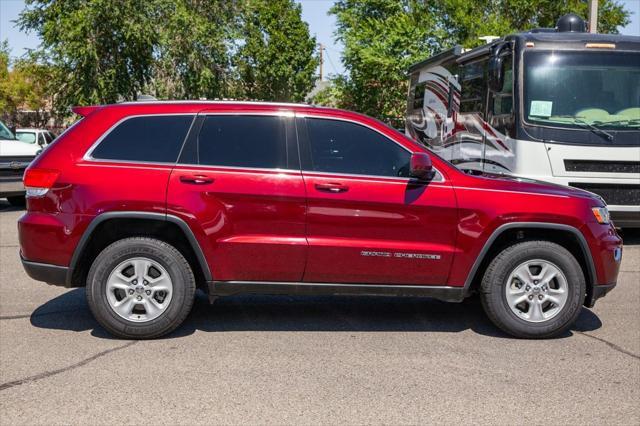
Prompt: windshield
<box><xmin>0</xmin><ymin>121</ymin><xmax>15</xmax><ymax>140</ymax></box>
<box><xmin>15</xmin><ymin>131</ymin><xmax>37</xmax><ymax>144</ymax></box>
<box><xmin>524</xmin><ymin>51</ymin><xmax>640</xmax><ymax>135</ymax></box>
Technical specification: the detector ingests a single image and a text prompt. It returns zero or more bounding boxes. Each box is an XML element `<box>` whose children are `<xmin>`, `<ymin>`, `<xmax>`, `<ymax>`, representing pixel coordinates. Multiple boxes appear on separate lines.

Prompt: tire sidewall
<box><xmin>87</xmin><ymin>239</ymin><xmax>194</xmax><ymax>338</ymax></box>
<box><xmin>484</xmin><ymin>242</ymin><xmax>585</xmax><ymax>337</ymax></box>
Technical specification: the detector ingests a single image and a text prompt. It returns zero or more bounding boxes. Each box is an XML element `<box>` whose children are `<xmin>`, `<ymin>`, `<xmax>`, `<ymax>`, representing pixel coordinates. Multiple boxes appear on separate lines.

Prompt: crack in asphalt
<box><xmin>0</xmin><ymin>341</ymin><xmax>137</xmax><ymax>392</ymax></box>
<box><xmin>0</xmin><ymin>313</ymin><xmax>32</xmax><ymax>320</ymax></box>
<box><xmin>575</xmin><ymin>331</ymin><xmax>640</xmax><ymax>361</ymax></box>
<box><xmin>0</xmin><ymin>308</ymin><xmax>85</xmax><ymax>321</ymax></box>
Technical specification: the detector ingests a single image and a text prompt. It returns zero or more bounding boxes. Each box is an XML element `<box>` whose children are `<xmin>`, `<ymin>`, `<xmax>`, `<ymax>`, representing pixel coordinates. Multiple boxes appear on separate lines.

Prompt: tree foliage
<box><xmin>18</xmin><ymin>0</ymin><xmax>158</xmax><ymax>110</ymax></box>
<box><xmin>327</xmin><ymin>0</ymin><xmax>446</xmax><ymax>125</ymax></box>
<box><xmin>320</xmin><ymin>0</ymin><xmax>631</xmax><ymax>124</ymax></box>
<box><xmin>16</xmin><ymin>0</ymin><xmax>318</xmax><ymax>114</ymax></box>
<box><xmin>149</xmin><ymin>0</ymin><xmax>238</xmax><ymax>100</ymax></box>
<box><xmin>235</xmin><ymin>0</ymin><xmax>318</xmax><ymax>102</ymax></box>
<box><xmin>0</xmin><ymin>41</ymin><xmax>55</xmax><ymax>126</ymax></box>
<box><xmin>434</xmin><ymin>0</ymin><xmax>630</xmax><ymax>48</ymax></box>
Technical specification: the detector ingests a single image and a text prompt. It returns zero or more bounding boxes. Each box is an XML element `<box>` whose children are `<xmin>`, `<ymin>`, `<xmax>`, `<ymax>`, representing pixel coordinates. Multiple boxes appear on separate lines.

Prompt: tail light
<box><xmin>23</xmin><ymin>168</ymin><xmax>60</xmax><ymax>197</ymax></box>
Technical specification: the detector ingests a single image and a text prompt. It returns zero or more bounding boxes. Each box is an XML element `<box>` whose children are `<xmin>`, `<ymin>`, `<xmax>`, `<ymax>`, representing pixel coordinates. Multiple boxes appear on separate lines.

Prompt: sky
<box><xmin>1</xmin><ymin>0</ymin><xmax>639</xmax><ymax>77</ymax></box>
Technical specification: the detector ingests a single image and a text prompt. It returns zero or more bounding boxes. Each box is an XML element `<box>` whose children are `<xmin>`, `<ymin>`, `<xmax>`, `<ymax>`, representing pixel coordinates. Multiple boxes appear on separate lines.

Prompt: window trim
<box><xmin>83</xmin><ymin>113</ymin><xmax>197</xmax><ymax>165</ymax></box>
<box><xmin>296</xmin><ymin>114</ymin><xmax>445</xmax><ymax>183</ymax></box>
<box><xmin>83</xmin><ymin>111</ymin><xmax>445</xmax><ymax>182</ymax></box>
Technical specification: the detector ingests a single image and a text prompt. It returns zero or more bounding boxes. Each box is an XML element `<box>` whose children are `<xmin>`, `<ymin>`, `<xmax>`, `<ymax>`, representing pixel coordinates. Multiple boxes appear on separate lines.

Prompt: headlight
<box><xmin>591</xmin><ymin>206</ymin><xmax>610</xmax><ymax>224</ymax></box>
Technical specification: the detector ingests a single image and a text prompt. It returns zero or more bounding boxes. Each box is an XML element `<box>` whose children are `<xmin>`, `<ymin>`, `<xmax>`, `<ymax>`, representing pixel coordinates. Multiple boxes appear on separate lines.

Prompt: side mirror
<box><xmin>410</xmin><ymin>152</ymin><xmax>434</xmax><ymax>181</ymax></box>
<box><xmin>488</xmin><ymin>54</ymin><xmax>504</xmax><ymax>92</ymax></box>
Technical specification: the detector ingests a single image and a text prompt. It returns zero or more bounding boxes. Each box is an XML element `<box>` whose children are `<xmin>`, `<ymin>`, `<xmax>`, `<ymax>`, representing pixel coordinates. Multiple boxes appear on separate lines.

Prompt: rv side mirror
<box><xmin>488</xmin><ymin>54</ymin><xmax>504</xmax><ymax>92</ymax></box>
<box><xmin>446</xmin><ymin>80</ymin><xmax>455</xmax><ymax>118</ymax></box>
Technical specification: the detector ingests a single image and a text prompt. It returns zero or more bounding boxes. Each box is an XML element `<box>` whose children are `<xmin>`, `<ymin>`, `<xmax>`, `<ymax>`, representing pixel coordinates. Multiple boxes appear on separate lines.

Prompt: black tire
<box><xmin>480</xmin><ymin>240</ymin><xmax>585</xmax><ymax>339</ymax></box>
<box><xmin>86</xmin><ymin>237</ymin><xmax>196</xmax><ymax>339</ymax></box>
<box><xmin>6</xmin><ymin>196</ymin><xmax>26</xmax><ymax>207</ymax></box>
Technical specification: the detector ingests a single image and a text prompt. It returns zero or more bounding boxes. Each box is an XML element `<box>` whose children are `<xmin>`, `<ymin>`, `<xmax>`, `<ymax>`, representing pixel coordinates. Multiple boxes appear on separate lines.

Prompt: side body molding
<box><xmin>68</xmin><ymin>211</ymin><xmax>213</xmax><ymax>284</ymax></box>
<box><xmin>462</xmin><ymin>222</ymin><xmax>597</xmax><ymax>293</ymax></box>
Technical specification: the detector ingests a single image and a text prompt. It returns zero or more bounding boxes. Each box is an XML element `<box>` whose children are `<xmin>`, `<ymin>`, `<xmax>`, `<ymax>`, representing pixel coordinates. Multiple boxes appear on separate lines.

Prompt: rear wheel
<box><xmin>480</xmin><ymin>240</ymin><xmax>585</xmax><ymax>338</ymax></box>
<box><xmin>86</xmin><ymin>237</ymin><xmax>196</xmax><ymax>339</ymax></box>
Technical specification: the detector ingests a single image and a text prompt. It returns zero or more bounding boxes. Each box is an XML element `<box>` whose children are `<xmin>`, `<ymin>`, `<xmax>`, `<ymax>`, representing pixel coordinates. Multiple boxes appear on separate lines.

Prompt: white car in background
<box><xmin>0</xmin><ymin>122</ymin><xmax>41</xmax><ymax>206</ymax></box>
<box><xmin>15</xmin><ymin>128</ymin><xmax>56</xmax><ymax>149</ymax></box>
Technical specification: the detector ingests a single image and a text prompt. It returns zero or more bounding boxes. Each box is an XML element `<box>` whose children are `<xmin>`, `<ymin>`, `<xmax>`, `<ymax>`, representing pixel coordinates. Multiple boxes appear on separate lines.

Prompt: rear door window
<box><xmin>90</xmin><ymin>115</ymin><xmax>194</xmax><ymax>163</ymax></box>
<box><xmin>196</xmin><ymin>115</ymin><xmax>288</xmax><ymax>169</ymax></box>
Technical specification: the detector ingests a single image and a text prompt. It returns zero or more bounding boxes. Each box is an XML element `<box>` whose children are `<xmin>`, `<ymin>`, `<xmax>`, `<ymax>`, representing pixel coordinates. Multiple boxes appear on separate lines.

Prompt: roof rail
<box><xmin>136</xmin><ymin>94</ymin><xmax>158</xmax><ymax>101</ymax></box>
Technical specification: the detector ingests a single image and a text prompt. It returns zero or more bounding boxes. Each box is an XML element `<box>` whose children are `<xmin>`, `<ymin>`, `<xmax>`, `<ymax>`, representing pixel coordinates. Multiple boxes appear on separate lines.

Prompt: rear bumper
<box><xmin>21</xmin><ymin>257</ymin><xmax>69</xmax><ymax>287</ymax></box>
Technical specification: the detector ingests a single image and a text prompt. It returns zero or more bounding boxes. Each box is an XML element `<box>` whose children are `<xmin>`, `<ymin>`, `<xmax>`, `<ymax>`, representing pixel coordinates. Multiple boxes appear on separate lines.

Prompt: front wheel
<box><xmin>480</xmin><ymin>240</ymin><xmax>585</xmax><ymax>339</ymax></box>
<box><xmin>86</xmin><ymin>237</ymin><xmax>196</xmax><ymax>339</ymax></box>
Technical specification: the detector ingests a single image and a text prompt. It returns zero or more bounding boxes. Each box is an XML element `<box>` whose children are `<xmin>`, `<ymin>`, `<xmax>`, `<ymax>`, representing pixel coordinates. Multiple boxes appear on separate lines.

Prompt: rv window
<box><xmin>492</xmin><ymin>55</ymin><xmax>513</xmax><ymax>116</ymax></box>
<box><xmin>459</xmin><ymin>60</ymin><xmax>487</xmax><ymax>115</ymax></box>
<box><xmin>413</xmin><ymin>83</ymin><xmax>426</xmax><ymax>109</ymax></box>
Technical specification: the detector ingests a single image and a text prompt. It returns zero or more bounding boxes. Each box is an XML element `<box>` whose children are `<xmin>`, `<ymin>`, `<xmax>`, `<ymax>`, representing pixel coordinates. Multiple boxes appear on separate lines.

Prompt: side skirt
<box><xmin>208</xmin><ymin>281</ymin><xmax>466</xmax><ymax>303</ymax></box>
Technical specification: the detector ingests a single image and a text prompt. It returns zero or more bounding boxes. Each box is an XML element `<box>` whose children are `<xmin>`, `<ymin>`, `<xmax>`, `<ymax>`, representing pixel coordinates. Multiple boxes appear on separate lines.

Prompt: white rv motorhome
<box><xmin>406</xmin><ymin>14</ymin><xmax>640</xmax><ymax>227</ymax></box>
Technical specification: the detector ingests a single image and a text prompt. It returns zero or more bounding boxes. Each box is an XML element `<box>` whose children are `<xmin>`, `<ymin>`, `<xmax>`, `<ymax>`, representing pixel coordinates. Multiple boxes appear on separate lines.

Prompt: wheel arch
<box><xmin>68</xmin><ymin>212</ymin><xmax>212</xmax><ymax>288</ymax></box>
<box><xmin>463</xmin><ymin>222</ymin><xmax>596</xmax><ymax>303</ymax></box>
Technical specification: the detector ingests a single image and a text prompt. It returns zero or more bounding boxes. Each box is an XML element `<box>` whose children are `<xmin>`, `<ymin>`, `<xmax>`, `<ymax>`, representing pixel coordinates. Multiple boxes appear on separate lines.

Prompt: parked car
<box><xmin>19</xmin><ymin>101</ymin><xmax>622</xmax><ymax>339</ymax></box>
<box><xmin>0</xmin><ymin>121</ymin><xmax>39</xmax><ymax>206</ymax></box>
<box><xmin>15</xmin><ymin>128</ymin><xmax>57</xmax><ymax>147</ymax></box>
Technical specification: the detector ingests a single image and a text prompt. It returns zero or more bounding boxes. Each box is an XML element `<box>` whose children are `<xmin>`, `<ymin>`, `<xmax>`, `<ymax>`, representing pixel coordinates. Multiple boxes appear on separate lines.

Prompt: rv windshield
<box><xmin>523</xmin><ymin>51</ymin><xmax>640</xmax><ymax>136</ymax></box>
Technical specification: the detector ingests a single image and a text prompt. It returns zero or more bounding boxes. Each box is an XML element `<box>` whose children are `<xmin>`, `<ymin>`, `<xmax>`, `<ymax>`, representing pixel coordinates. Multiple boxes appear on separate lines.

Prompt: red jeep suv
<box><xmin>18</xmin><ymin>101</ymin><xmax>622</xmax><ymax>339</ymax></box>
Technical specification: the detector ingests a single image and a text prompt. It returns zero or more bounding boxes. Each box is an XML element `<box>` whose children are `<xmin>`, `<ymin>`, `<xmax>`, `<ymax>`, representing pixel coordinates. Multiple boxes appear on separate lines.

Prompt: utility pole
<box><xmin>589</xmin><ymin>0</ymin><xmax>598</xmax><ymax>33</ymax></box>
<box><xmin>318</xmin><ymin>43</ymin><xmax>324</xmax><ymax>81</ymax></box>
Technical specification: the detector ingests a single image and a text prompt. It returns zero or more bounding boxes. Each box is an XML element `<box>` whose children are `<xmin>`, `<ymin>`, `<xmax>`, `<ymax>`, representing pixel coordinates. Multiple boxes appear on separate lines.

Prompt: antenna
<box><xmin>318</xmin><ymin>43</ymin><xmax>324</xmax><ymax>81</ymax></box>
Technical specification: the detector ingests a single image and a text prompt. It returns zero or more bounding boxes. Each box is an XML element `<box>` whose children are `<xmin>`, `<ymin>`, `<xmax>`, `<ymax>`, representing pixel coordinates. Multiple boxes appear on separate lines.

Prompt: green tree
<box><xmin>234</xmin><ymin>0</ymin><xmax>318</xmax><ymax>102</ymax></box>
<box><xmin>18</xmin><ymin>0</ymin><xmax>160</xmax><ymax>111</ymax></box>
<box><xmin>17</xmin><ymin>0</ymin><xmax>319</xmax><ymax>111</ymax></box>
<box><xmin>149</xmin><ymin>0</ymin><xmax>238</xmax><ymax>99</ymax></box>
<box><xmin>0</xmin><ymin>42</ymin><xmax>55</xmax><ymax>126</ymax></box>
<box><xmin>324</xmin><ymin>0</ymin><xmax>631</xmax><ymax>124</ymax></box>
<box><xmin>435</xmin><ymin>0</ymin><xmax>631</xmax><ymax>48</ymax></box>
<box><xmin>327</xmin><ymin>0</ymin><xmax>444</xmax><ymax>125</ymax></box>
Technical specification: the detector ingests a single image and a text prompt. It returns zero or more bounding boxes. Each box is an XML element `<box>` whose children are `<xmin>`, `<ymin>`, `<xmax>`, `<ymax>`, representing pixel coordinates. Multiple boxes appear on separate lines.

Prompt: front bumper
<box><xmin>21</xmin><ymin>257</ymin><xmax>69</xmax><ymax>287</ymax></box>
<box><xmin>585</xmin><ymin>283</ymin><xmax>617</xmax><ymax>308</ymax></box>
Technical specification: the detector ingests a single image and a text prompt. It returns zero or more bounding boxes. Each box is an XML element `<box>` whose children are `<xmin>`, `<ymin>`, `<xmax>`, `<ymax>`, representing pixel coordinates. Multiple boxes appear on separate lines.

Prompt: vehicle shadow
<box><xmin>619</xmin><ymin>228</ymin><xmax>640</xmax><ymax>245</ymax></box>
<box><xmin>30</xmin><ymin>288</ymin><xmax>602</xmax><ymax>340</ymax></box>
<box><xmin>0</xmin><ymin>200</ymin><xmax>25</xmax><ymax>212</ymax></box>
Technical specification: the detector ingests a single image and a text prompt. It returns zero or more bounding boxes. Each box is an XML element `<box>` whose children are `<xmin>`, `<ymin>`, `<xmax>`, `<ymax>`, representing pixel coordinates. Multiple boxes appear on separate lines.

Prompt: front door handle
<box><xmin>179</xmin><ymin>174</ymin><xmax>214</xmax><ymax>185</ymax></box>
<box><xmin>315</xmin><ymin>182</ymin><xmax>349</xmax><ymax>193</ymax></box>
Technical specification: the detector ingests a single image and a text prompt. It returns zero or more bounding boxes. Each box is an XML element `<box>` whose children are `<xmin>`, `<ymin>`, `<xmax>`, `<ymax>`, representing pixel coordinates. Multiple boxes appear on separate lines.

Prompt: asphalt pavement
<box><xmin>1</xmin><ymin>200</ymin><xmax>638</xmax><ymax>425</ymax></box>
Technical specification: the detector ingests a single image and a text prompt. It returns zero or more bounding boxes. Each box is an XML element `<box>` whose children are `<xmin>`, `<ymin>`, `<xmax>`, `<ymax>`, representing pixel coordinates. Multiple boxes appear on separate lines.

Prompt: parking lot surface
<box><xmin>1</xmin><ymin>200</ymin><xmax>638</xmax><ymax>425</ymax></box>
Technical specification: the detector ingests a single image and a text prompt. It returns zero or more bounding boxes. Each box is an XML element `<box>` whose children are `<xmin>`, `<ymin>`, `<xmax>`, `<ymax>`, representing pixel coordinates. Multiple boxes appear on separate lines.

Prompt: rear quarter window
<box><xmin>90</xmin><ymin>115</ymin><xmax>194</xmax><ymax>163</ymax></box>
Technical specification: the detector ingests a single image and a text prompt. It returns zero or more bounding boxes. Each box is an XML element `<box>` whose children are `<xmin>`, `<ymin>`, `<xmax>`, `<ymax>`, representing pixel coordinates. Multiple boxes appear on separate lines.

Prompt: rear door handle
<box><xmin>179</xmin><ymin>174</ymin><xmax>214</xmax><ymax>185</ymax></box>
<box><xmin>314</xmin><ymin>182</ymin><xmax>349</xmax><ymax>193</ymax></box>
